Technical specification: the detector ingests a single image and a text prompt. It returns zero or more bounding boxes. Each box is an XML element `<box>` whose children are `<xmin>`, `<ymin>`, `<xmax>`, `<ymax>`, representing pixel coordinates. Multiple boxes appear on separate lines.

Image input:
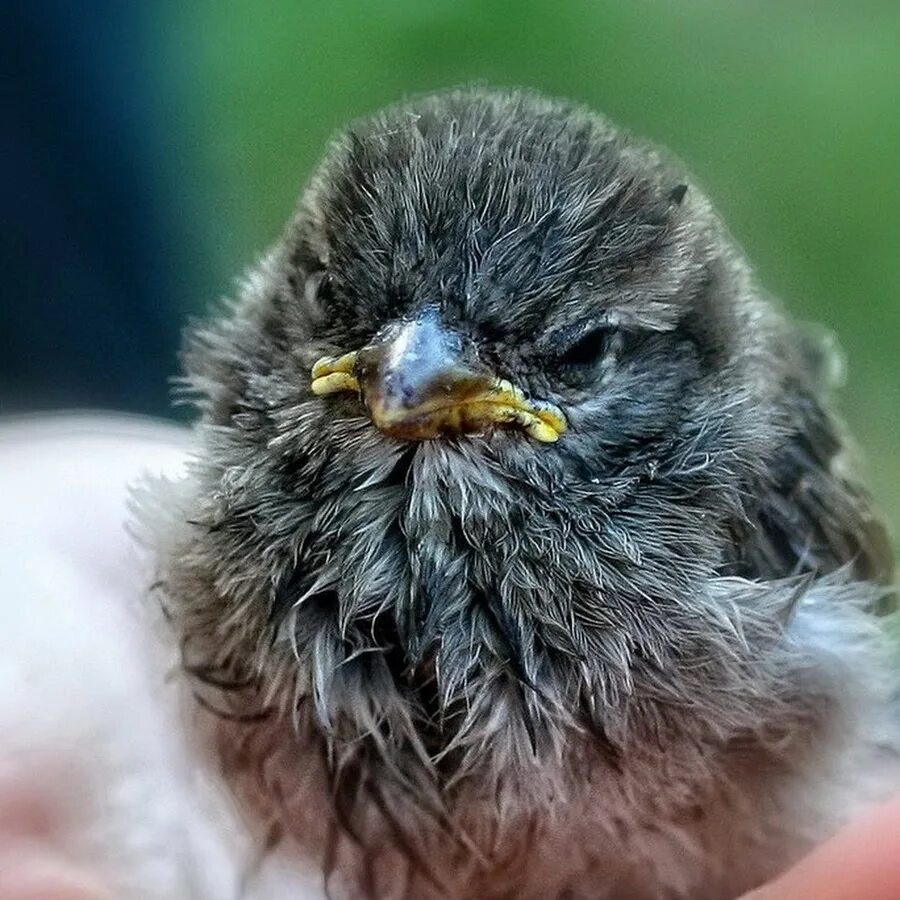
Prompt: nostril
<box><xmin>376</xmin><ymin>371</ymin><xmax>418</xmax><ymax>409</ymax></box>
<box><xmin>398</xmin><ymin>376</ymin><xmax>418</xmax><ymax>407</ymax></box>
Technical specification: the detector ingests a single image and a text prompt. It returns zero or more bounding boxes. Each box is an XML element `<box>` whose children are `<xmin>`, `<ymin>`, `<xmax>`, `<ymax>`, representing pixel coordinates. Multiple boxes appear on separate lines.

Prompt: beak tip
<box><xmin>531</xmin><ymin>423</ymin><xmax>561</xmax><ymax>443</ymax></box>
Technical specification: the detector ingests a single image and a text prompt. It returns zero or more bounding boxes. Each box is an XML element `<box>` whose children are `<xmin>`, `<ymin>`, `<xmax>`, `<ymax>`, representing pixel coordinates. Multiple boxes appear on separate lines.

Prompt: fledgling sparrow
<box><xmin>140</xmin><ymin>88</ymin><xmax>898</xmax><ymax>899</ymax></box>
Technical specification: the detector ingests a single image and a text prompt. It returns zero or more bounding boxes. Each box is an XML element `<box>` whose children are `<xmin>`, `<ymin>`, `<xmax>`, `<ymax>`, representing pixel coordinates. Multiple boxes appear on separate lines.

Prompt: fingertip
<box><xmin>0</xmin><ymin>846</ymin><xmax>114</xmax><ymax>900</ymax></box>
<box><xmin>742</xmin><ymin>796</ymin><xmax>900</xmax><ymax>900</ymax></box>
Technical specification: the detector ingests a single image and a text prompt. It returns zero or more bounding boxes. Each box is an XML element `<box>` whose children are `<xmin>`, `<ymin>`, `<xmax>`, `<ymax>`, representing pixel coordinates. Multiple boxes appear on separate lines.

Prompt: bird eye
<box><xmin>557</xmin><ymin>325</ymin><xmax>613</xmax><ymax>370</ymax></box>
<box><xmin>301</xmin><ymin>270</ymin><xmax>332</xmax><ymax>324</ymax></box>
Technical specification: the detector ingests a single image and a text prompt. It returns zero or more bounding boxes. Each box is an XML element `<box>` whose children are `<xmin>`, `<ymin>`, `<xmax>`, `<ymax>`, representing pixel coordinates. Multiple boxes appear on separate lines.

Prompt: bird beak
<box><xmin>310</xmin><ymin>310</ymin><xmax>566</xmax><ymax>443</ymax></box>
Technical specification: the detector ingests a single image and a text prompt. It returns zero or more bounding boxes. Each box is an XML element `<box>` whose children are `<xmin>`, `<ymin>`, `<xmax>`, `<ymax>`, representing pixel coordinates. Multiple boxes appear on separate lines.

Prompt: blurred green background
<box><xmin>5</xmin><ymin>1</ymin><xmax>898</xmax><ymax>546</ymax></box>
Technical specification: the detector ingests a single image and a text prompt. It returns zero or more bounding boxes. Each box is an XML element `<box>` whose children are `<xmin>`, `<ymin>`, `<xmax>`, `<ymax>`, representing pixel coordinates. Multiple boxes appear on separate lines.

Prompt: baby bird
<box><xmin>141</xmin><ymin>88</ymin><xmax>898</xmax><ymax>899</ymax></box>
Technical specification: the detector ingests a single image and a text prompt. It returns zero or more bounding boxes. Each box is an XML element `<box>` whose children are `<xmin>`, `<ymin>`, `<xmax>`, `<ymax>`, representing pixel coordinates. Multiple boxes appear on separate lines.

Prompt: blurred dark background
<box><xmin>3</xmin><ymin>0</ymin><xmax>898</xmax><ymax>539</ymax></box>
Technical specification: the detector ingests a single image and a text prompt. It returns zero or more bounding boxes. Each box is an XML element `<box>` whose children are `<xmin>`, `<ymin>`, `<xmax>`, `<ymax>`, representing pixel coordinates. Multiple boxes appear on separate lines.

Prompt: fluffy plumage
<box><xmin>140</xmin><ymin>88</ymin><xmax>898</xmax><ymax>899</ymax></box>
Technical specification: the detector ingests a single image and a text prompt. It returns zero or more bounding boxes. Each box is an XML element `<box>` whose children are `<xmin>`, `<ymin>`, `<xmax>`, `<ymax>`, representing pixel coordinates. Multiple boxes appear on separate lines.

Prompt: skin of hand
<box><xmin>0</xmin><ymin>777</ymin><xmax>113</xmax><ymax>900</ymax></box>
<box><xmin>741</xmin><ymin>796</ymin><xmax>900</xmax><ymax>900</ymax></box>
<box><xmin>0</xmin><ymin>417</ymin><xmax>320</xmax><ymax>900</ymax></box>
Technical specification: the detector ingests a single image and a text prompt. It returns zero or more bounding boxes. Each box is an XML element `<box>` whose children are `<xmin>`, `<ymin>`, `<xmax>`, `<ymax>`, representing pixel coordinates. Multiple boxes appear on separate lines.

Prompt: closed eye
<box><xmin>556</xmin><ymin>324</ymin><xmax>613</xmax><ymax>370</ymax></box>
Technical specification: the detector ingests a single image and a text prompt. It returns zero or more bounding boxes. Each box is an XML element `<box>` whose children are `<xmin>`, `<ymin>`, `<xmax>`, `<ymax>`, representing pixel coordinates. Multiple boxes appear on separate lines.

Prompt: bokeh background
<box><xmin>4</xmin><ymin>0</ymin><xmax>898</xmax><ymax>545</ymax></box>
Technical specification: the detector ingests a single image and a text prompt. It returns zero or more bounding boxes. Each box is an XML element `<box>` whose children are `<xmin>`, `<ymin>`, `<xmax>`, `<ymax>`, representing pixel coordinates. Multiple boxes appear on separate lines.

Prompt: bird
<box><xmin>138</xmin><ymin>87</ymin><xmax>898</xmax><ymax>899</ymax></box>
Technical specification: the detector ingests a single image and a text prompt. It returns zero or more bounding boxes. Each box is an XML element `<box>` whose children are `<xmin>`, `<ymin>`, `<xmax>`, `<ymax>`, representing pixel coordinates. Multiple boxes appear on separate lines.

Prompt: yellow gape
<box><xmin>311</xmin><ymin>351</ymin><xmax>566</xmax><ymax>443</ymax></box>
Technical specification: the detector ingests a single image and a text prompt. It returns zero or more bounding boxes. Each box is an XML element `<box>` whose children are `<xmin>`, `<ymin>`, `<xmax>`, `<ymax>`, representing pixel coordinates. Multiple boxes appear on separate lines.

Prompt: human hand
<box><xmin>742</xmin><ymin>796</ymin><xmax>900</xmax><ymax>899</ymax></box>
<box><xmin>1</xmin><ymin>417</ymin><xmax>895</xmax><ymax>900</ymax></box>
<box><xmin>0</xmin><ymin>778</ymin><xmax>112</xmax><ymax>900</ymax></box>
